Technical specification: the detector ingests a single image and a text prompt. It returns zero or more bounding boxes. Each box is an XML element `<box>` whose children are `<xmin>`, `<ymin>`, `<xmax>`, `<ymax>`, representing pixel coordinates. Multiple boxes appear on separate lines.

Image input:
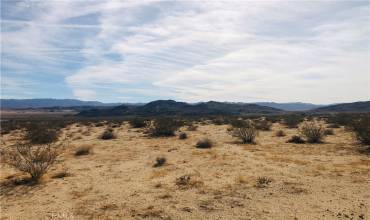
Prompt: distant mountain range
<box><xmin>0</xmin><ymin>99</ymin><xmax>121</xmax><ymax>109</ymax></box>
<box><xmin>1</xmin><ymin>99</ymin><xmax>369</xmax><ymax>115</ymax></box>
<box><xmin>78</xmin><ymin>100</ymin><xmax>283</xmax><ymax>117</ymax></box>
<box><xmin>253</xmin><ymin>102</ymin><xmax>325</xmax><ymax>111</ymax></box>
<box><xmin>1</xmin><ymin>98</ymin><xmax>325</xmax><ymax>111</ymax></box>
<box><xmin>311</xmin><ymin>101</ymin><xmax>370</xmax><ymax>113</ymax></box>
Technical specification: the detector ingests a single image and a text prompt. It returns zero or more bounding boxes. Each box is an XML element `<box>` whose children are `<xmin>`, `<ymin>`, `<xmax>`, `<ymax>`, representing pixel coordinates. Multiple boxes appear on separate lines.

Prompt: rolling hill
<box><xmin>311</xmin><ymin>101</ymin><xmax>370</xmax><ymax>113</ymax></box>
<box><xmin>0</xmin><ymin>99</ymin><xmax>121</xmax><ymax>109</ymax></box>
<box><xmin>253</xmin><ymin>102</ymin><xmax>325</xmax><ymax>111</ymax></box>
<box><xmin>78</xmin><ymin>100</ymin><xmax>284</xmax><ymax>117</ymax></box>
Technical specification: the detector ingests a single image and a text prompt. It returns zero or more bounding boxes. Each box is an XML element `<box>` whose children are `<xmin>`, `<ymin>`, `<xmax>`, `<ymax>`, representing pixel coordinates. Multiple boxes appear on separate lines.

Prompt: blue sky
<box><xmin>1</xmin><ymin>0</ymin><xmax>369</xmax><ymax>104</ymax></box>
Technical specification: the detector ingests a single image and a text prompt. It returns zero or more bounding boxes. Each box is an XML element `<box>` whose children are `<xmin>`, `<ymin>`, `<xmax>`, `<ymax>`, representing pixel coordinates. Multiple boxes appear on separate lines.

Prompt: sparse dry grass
<box><xmin>0</xmin><ymin>121</ymin><xmax>369</xmax><ymax>220</ymax></box>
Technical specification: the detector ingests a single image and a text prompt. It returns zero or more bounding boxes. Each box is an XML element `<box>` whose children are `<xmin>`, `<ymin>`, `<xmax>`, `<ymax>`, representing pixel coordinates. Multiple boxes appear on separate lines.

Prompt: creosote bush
<box><xmin>283</xmin><ymin>114</ymin><xmax>304</xmax><ymax>128</ymax></box>
<box><xmin>196</xmin><ymin>138</ymin><xmax>213</xmax><ymax>149</ymax></box>
<box><xmin>146</xmin><ymin>118</ymin><xmax>181</xmax><ymax>137</ymax></box>
<box><xmin>229</xmin><ymin>120</ymin><xmax>258</xmax><ymax>144</ymax></box>
<box><xmin>349</xmin><ymin>116</ymin><xmax>370</xmax><ymax>145</ymax></box>
<box><xmin>129</xmin><ymin>118</ymin><xmax>147</xmax><ymax>128</ymax></box>
<box><xmin>299</xmin><ymin>121</ymin><xmax>325</xmax><ymax>143</ymax></box>
<box><xmin>100</xmin><ymin>129</ymin><xmax>116</xmax><ymax>140</ymax></box>
<box><xmin>179</xmin><ymin>132</ymin><xmax>187</xmax><ymax>140</ymax></box>
<box><xmin>254</xmin><ymin>119</ymin><xmax>272</xmax><ymax>131</ymax></box>
<box><xmin>3</xmin><ymin>142</ymin><xmax>60</xmax><ymax>182</ymax></box>
<box><xmin>25</xmin><ymin>123</ymin><xmax>59</xmax><ymax>144</ymax></box>
<box><xmin>287</xmin><ymin>135</ymin><xmax>305</xmax><ymax>144</ymax></box>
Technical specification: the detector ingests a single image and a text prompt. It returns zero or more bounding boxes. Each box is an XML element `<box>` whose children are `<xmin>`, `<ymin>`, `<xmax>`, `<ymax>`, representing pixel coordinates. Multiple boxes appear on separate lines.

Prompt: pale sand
<box><xmin>1</xmin><ymin>122</ymin><xmax>369</xmax><ymax>220</ymax></box>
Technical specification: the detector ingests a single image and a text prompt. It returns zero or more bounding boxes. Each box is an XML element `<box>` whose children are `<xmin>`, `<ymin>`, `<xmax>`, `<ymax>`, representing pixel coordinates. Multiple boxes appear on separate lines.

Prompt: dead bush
<box><xmin>287</xmin><ymin>135</ymin><xmax>305</xmax><ymax>144</ymax></box>
<box><xmin>179</xmin><ymin>132</ymin><xmax>187</xmax><ymax>139</ymax></box>
<box><xmin>196</xmin><ymin>138</ymin><xmax>213</xmax><ymax>148</ymax></box>
<box><xmin>153</xmin><ymin>157</ymin><xmax>166</xmax><ymax>167</ymax></box>
<box><xmin>2</xmin><ymin>142</ymin><xmax>60</xmax><ymax>182</ymax></box>
<box><xmin>299</xmin><ymin>121</ymin><xmax>325</xmax><ymax>143</ymax></box>
<box><xmin>100</xmin><ymin>129</ymin><xmax>116</xmax><ymax>140</ymax></box>
<box><xmin>229</xmin><ymin>120</ymin><xmax>258</xmax><ymax>144</ymax></box>
<box><xmin>275</xmin><ymin>130</ymin><xmax>286</xmax><ymax>137</ymax></box>
<box><xmin>256</xmin><ymin>176</ymin><xmax>272</xmax><ymax>188</ymax></box>
<box><xmin>74</xmin><ymin>146</ymin><xmax>91</xmax><ymax>156</ymax></box>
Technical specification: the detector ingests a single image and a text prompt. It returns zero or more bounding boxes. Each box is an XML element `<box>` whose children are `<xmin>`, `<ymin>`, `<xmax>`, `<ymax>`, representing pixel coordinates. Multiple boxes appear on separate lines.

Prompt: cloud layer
<box><xmin>2</xmin><ymin>0</ymin><xmax>369</xmax><ymax>103</ymax></box>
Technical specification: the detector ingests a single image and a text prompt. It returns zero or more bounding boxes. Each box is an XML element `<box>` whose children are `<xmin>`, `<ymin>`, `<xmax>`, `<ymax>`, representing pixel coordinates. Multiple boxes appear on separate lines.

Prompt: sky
<box><xmin>1</xmin><ymin>0</ymin><xmax>369</xmax><ymax>104</ymax></box>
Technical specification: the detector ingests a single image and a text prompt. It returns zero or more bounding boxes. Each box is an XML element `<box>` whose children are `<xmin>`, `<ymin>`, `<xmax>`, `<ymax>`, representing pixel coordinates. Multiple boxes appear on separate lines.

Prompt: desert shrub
<box><xmin>229</xmin><ymin>120</ymin><xmax>258</xmax><ymax>144</ymax></box>
<box><xmin>179</xmin><ymin>132</ymin><xmax>188</xmax><ymax>140</ymax></box>
<box><xmin>196</xmin><ymin>138</ymin><xmax>213</xmax><ymax>148</ymax></box>
<box><xmin>283</xmin><ymin>114</ymin><xmax>304</xmax><ymax>128</ymax></box>
<box><xmin>275</xmin><ymin>130</ymin><xmax>286</xmax><ymax>137</ymax></box>
<box><xmin>25</xmin><ymin>123</ymin><xmax>59</xmax><ymax>144</ymax></box>
<box><xmin>299</xmin><ymin>121</ymin><xmax>325</xmax><ymax>143</ymax></box>
<box><xmin>324</xmin><ymin>129</ymin><xmax>334</xmax><ymax>135</ymax></box>
<box><xmin>2</xmin><ymin>142</ymin><xmax>60</xmax><ymax>182</ymax></box>
<box><xmin>100</xmin><ymin>129</ymin><xmax>116</xmax><ymax>140</ymax></box>
<box><xmin>256</xmin><ymin>176</ymin><xmax>272</xmax><ymax>188</ymax></box>
<box><xmin>287</xmin><ymin>135</ymin><xmax>305</xmax><ymax>144</ymax></box>
<box><xmin>74</xmin><ymin>146</ymin><xmax>91</xmax><ymax>156</ymax></box>
<box><xmin>146</xmin><ymin>118</ymin><xmax>181</xmax><ymax>137</ymax></box>
<box><xmin>254</xmin><ymin>119</ymin><xmax>272</xmax><ymax>131</ymax></box>
<box><xmin>153</xmin><ymin>157</ymin><xmax>166</xmax><ymax>167</ymax></box>
<box><xmin>129</xmin><ymin>118</ymin><xmax>147</xmax><ymax>128</ymax></box>
<box><xmin>349</xmin><ymin>116</ymin><xmax>370</xmax><ymax>145</ymax></box>
<box><xmin>327</xmin><ymin>113</ymin><xmax>355</xmax><ymax>127</ymax></box>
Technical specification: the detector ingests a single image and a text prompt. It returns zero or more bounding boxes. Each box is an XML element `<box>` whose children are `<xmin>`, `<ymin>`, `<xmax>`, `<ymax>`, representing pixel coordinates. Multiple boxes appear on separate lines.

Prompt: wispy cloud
<box><xmin>1</xmin><ymin>0</ymin><xmax>369</xmax><ymax>103</ymax></box>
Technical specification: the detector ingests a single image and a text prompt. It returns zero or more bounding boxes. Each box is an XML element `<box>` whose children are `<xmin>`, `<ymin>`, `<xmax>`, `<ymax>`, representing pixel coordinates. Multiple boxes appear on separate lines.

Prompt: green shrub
<box><xmin>350</xmin><ymin>116</ymin><xmax>370</xmax><ymax>145</ymax></box>
<box><xmin>229</xmin><ymin>120</ymin><xmax>258</xmax><ymax>144</ymax></box>
<box><xmin>129</xmin><ymin>118</ymin><xmax>147</xmax><ymax>128</ymax></box>
<box><xmin>283</xmin><ymin>114</ymin><xmax>304</xmax><ymax>128</ymax></box>
<box><xmin>299</xmin><ymin>121</ymin><xmax>325</xmax><ymax>143</ymax></box>
<box><xmin>25</xmin><ymin>123</ymin><xmax>59</xmax><ymax>144</ymax></box>
<box><xmin>254</xmin><ymin>119</ymin><xmax>272</xmax><ymax>131</ymax></box>
<box><xmin>147</xmin><ymin>118</ymin><xmax>181</xmax><ymax>137</ymax></box>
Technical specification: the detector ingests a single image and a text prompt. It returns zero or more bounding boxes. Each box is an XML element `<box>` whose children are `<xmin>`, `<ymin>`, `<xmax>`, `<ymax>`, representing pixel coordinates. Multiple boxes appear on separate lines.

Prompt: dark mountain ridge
<box><xmin>311</xmin><ymin>101</ymin><xmax>370</xmax><ymax>113</ymax></box>
<box><xmin>78</xmin><ymin>100</ymin><xmax>284</xmax><ymax>117</ymax></box>
<box><xmin>0</xmin><ymin>98</ymin><xmax>121</xmax><ymax>109</ymax></box>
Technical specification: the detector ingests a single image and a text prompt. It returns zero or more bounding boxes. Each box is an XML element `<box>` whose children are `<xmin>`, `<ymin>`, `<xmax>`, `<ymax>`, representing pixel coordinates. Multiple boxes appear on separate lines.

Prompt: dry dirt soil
<box><xmin>0</xmin><ymin>122</ymin><xmax>369</xmax><ymax>220</ymax></box>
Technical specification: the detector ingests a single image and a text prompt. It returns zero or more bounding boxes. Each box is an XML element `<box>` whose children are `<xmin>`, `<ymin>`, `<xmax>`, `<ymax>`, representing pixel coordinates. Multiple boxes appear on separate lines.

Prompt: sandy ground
<box><xmin>0</xmin><ymin>122</ymin><xmax>369</xmax><ymax>220</ymax></box>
